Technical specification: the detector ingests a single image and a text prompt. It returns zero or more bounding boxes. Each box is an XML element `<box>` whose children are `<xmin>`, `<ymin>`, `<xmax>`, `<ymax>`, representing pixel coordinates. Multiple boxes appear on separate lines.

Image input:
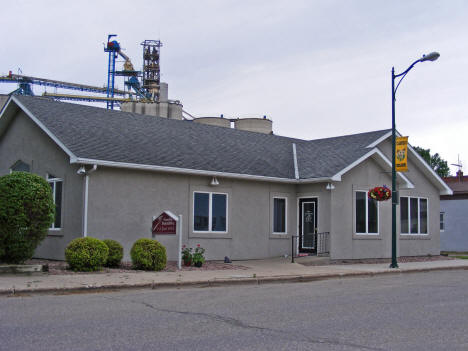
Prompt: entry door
<box><xmin>299</xmin><ymin>198</ymin><xmax>318</xmax><ymax>253</ymax></box>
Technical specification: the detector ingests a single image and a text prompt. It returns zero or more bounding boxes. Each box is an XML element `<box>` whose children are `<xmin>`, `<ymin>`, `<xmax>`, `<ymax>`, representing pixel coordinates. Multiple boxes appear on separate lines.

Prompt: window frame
<box><xmin>272</xmin><ymin>196</ymin><xmax>288</xmax><ymax>234</ymax></box>
<box><xmin>440</xmin><ymin>212</ymin><xmax>445</xmax><ymax>232</ymax></box>
<box><xmin>47</xmin><ymin>174</ymin><xmax>63</xmax><ymax>230</ymax></box>
<box><xmin>192</xmin><ymin>191</ymin><xmax>228</xmax><ymax>233</ymax></box>
<box><xmin>400</xmin><ymin>196</ymin><xmax>429</xmax><ymax>235</ymax></box>
<box><xmin>354</xmin><ymin>190</ymin><xmax>379</xmax><ymax>235</ymax></box>
<box><xmin>10</xmin><ymin>160</ymin><xmax>31</xmax><ymax>173</ymax></box>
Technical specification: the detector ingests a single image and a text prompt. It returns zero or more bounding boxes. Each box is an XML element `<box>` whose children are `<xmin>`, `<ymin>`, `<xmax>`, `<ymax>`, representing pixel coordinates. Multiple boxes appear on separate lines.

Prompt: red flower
<box><xmin>368</xmin><ymin>185</ymin><xmax>391</xmax><ymax>201</ymax></box>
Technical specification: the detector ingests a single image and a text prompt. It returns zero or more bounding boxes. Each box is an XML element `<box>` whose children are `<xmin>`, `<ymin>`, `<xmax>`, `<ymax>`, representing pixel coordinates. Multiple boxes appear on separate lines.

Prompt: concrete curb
<box><xmin>1</xmin><ymin>264</ymin><xmax>467</xmax><ymax>297</ymax></box>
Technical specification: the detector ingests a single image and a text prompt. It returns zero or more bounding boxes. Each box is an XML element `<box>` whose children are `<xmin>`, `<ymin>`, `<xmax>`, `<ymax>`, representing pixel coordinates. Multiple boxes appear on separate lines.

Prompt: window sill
<box><xmin>47</xmin><ymin>230</ymin><xmax>64</xmax><ymax>237</ymax></box>
<box><xmin>400</xmin><ymin>234</ymin><xmax>431</xmax><ymax>240</ymax></box>
<box><xmin>189</xmin><ymin>232</ymin><xmax>232</xmax><ymax>239</ymax></box>
<box><xmin>353</xmin><ymin>233</ymin><xmax>381</xmax><ymax>240</ymax></box>
<box><xmin>270</xmin><ymin>233</ymin><xmax>289</xmax><ymax>239</ymax></box>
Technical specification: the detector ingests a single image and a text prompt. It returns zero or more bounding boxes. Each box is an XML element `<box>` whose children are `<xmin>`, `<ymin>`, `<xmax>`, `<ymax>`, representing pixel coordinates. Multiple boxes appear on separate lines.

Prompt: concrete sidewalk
<box><xmin>1</xmin><ymin>257</ymin><xmax>468</xmax><ymax>296</ymax></box>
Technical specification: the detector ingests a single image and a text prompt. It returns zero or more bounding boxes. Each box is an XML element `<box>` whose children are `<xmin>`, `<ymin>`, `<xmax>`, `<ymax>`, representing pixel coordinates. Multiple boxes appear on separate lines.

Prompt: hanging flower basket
<box><xmin>368</xmin><ymin>185</ymin><xmax>392</xmax><ymax>201</ymax></box>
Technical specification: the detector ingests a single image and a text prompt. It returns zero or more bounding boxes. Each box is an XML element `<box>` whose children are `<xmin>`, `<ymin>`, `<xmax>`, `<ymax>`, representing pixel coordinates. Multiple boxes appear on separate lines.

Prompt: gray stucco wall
<box><xmin>326</xmin><ymin>143</ymin><xmax>441</xmax><ymax>260</ymax></box>
<box><xmin>329</xmin><ymin>158</ymin><xmax>393</xmax><ymax>259</ymax></box>
<box><xmin>87</xmin><ymin>167</ymin><xmax>297</xmax><ymax>261</ymax></box>
<box><xmin>440</xmin><ymin>199</ymin><xmax>468</xmax><ymax>252</ymax></box>
<box><xmin>0</xmin><ymin>110</ymin><xmax>84</xmax><ymax>260</ymax></box>
<box><xmin>378</xmin><ymin>139</ymin><xmax>441</xmax><ymax>256</ymax></box>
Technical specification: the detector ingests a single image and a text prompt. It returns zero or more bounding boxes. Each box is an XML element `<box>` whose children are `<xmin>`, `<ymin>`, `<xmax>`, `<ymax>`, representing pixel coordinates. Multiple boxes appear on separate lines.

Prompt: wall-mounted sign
<box><xmin>152</xmin><ymin>211</ymin><xmax>177</xmax><ymax>235</ymax></box>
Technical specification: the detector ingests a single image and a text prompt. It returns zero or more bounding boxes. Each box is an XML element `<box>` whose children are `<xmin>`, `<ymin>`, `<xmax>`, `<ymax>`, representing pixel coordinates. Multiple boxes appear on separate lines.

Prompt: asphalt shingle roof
<box><xmin>12</xmin><ymin>96</ymin><xmax>391</xmax><ymax>180</ymax></box>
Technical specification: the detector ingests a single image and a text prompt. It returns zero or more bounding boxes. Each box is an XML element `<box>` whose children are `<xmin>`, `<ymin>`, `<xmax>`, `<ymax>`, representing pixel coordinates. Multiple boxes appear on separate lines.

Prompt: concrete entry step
<box><xmin>295</xmin><ymin>256</ymin><xmax>331</xmax><ymax>266</ymax></box>
<box><xmin>0</xmin><ymin>264</ymin><xmax>43</xmax><ymax>274</ymax></box>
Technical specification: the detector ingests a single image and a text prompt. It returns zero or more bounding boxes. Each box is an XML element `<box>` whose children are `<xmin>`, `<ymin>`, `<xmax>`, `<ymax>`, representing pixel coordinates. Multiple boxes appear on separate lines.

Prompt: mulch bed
<box><xmin>25</xmin><ymin>259</ymin><xmax>249</xmax><ymax>275</ymax></box>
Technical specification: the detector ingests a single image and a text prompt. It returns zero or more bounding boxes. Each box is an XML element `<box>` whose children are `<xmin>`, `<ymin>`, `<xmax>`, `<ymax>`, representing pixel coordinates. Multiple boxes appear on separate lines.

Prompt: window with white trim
<box><xmin>440</xmin><ymin>212</ymin><xmax>445</xmax><ymax>231</ymax></box>
<box><xmin>273</xmin><ymin>197</ymin><xmax>287</xmax><ymax>234</ymax></box>
<box><xmin>400</xmin><ymin>197</ymin><xmax>428</xmax><ymax>234</ymax></box>
<box><xmin>47</xmin><ymin>174</ymin><xmax>63</xmax><ymax>229</ymax></box>
<box><xmin>193</xmin><ymin>192</ymin><xmax>227</xmax><ymax>232</ymax></box>
<box><xmin>355</xmin><ymin>191</ymin><xmax>378</xmax><ymax>234</ymax></box>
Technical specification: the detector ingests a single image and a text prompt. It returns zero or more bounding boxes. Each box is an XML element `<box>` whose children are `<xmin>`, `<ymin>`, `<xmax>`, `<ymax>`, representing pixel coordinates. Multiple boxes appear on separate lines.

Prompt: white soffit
<box><xmin>331</xmin><ymin>148</ymin><xmax>414</xmax><ymax>189</ymax></box>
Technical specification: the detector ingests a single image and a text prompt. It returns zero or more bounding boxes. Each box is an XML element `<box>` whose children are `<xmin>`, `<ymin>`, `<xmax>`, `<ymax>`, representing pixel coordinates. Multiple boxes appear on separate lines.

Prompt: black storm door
<box><xmin>299</xmin><ymin>198</ymin><xmax>318</xmax><ymax>253</ymax></box>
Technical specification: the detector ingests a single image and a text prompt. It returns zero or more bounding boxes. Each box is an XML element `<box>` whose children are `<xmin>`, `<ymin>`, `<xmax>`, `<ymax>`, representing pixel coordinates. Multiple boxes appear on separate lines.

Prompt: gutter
<box><xmin>72</xmin><ymin>157</ymin><xmax>333</xmax><ymax>184</ymax></box>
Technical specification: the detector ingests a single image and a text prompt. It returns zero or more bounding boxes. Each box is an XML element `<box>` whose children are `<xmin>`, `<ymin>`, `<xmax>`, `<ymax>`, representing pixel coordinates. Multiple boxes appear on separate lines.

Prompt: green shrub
<box><xmin>103</xmin><ymin>239</ymin><xmax>123</xmax><ymax>267</ymax></box>
<box><xmin>0</xmin><ymin>172</ymin><xmax>55</xmax><ymax>263</ymax></box>
<box><xmin>65</xmin><ymin>237</ymin><xmax>109</xmax><ymax>272</ymax></box>
<box><xmin>130</xmin><ymin>238</ymin><xmax>167</xmax><ymax>271</ymax></box>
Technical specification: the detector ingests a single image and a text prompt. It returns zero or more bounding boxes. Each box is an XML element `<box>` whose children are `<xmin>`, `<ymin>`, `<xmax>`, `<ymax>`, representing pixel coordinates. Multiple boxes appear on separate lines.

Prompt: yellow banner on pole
<box><xmin>395</xmin><ymin>136</ymin><xmax>408</xmax><ymax>172</ymax></box>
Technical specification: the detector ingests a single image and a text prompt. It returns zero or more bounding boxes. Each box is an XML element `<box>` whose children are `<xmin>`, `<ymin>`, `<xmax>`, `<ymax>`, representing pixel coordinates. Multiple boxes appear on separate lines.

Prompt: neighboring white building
<box><xmin>440</xmin><ymin>171</ymin><xmax>468</xmax><ymax>252</ymax></box>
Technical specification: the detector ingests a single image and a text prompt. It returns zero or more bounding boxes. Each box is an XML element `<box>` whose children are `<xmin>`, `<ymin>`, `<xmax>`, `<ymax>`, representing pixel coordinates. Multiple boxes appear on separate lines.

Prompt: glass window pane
<box><xmin>194</xmin><ymin>193</ymin><xmax>209</xmax><ymax>231</ymax></box>
<box><xmin>368</xmin><ymin>198</ymin><xmax>378</xmax><ymax>233</ymax></box>
<box><xmin>356</xmin><ymin>192</ymin><xmax>366</xmax><ymax>233</ymax></box>
<box><xmin>410</xmin><ymin>198</ymin><xmax>419</xmax><ymax>233</ymax></box>
<box><xmin>54</xmin><ymin>181</ymin><xmax>62</xmax><ymax>228</ymax></box>
<box><xmin>420</xmin><ymin>199</ymin><xmax>427</xmax><ymax>234</ymax></box>
<box><xmin>274</xmin><ymin>198</ymin><xmax>286</xmax><ymax>233</ymax></box>
<box><xmin>11</xmin><ymin>160</ymin><xmax>30</xmax><ymax>172</ymax></box>
<box><xmin>400</xmin><ymin>197</ymin><xmax>409</xmax><ymax>233</ymax></box>
<box><xmin>212</xmin><ymin>194</ymin><xmax>227</xmax><ymax>232</ymax></box>
<box><xmin>440</xmin><ymin>212</ymin><xmax>444</xmax><ymax>231</ymax></box>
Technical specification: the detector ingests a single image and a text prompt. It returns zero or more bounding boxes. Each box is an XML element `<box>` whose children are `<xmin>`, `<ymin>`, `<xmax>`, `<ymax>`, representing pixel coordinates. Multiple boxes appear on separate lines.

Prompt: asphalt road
<box><xmin>1</xmin><ymin>270</ymin><xmax>468</xmax><ymax>351</ymax></box>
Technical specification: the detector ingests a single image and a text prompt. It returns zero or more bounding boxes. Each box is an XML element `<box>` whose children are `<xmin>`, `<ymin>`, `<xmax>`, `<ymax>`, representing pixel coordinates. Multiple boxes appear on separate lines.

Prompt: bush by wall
<box><xmin>130</xmin><ymin>238</ymin><xmax>167</xmax><ymax>271</ymax></box>
<box><xmin>103</xmin><ymin>239</ymin><xmax>123</xmax><ymax>267</ymax></box>
<box><xmin>65</xmin><ymin>237</ymin><xmax>109</xmax><ymax>272</ymax></box>
<box><xmin>0</xmin><ymin>172</ymin><xmax>55</xmax><ymax>264</ymax></box>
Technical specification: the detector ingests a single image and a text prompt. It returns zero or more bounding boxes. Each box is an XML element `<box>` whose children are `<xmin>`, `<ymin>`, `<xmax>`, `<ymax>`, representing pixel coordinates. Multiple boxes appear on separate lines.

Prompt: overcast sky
<box><xmin>1</xmin><ymin>0</ymin><xmax>467</xmax><ymax>175</ymax></box>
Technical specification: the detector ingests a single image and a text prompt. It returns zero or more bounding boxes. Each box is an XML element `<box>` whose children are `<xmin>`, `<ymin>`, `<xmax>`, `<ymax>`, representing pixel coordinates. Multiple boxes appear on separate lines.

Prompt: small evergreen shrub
<box><xmin>65</xmin><ymin>237</ymin><xmax>109</xmax><ymax>272</ymax></box>
<box><xmin>103</xmin><ymin>239</ymin><xmax>123</xmax><ymax>267</ymax></box>
<box><xmin>0</xmin><ymin>172</ymin><xmax>55</xmax><ymax>263</ymax></box>
<box><xmin>130</xmin><ymin>238</ymin><xmax>167</xmax><ymax>271</ymax></box>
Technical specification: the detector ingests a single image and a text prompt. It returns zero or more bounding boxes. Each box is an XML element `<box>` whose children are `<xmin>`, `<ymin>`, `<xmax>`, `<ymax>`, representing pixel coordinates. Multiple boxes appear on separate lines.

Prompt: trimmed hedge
<box><xmin>103</xmin><ymin>239</ymin><xmax>123</xmax><ymax>267</ymax></box>
<box><xmin>130</xmin><ymin>238</ymin><xmax>167</xmax><ymax>271</ymax></box>
<box><xmin>0</xmin><ymin>172</ymin><xmax>55</xmax><ymax>264</ymax></box>
<box><xmin>65</xmin><ymin>237</ymin><xmax>109</xmax><ymax>272</ymax></box>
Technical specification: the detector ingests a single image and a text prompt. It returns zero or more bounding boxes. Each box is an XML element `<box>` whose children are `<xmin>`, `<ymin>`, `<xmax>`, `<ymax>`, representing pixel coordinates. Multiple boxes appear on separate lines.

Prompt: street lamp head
<box><xmin>420</xmin><ymin>52</ymin><xmax>440</xmax><ymax>62</ymax></box>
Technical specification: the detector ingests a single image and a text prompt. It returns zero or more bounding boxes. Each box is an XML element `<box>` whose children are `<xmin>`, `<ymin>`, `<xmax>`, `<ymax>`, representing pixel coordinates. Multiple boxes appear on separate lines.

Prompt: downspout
<box><xmin>78</xmin><ymin>165</ymin><xmax>97</xmax><ymax>237</ymax></box>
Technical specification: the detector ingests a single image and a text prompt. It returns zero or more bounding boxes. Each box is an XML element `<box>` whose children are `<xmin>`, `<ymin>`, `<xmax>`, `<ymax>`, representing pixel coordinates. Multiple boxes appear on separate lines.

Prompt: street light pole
<box><xmin>390</xmin><ymin>52</ymin><xmax>440</xmax><ymax>269</ymax></box>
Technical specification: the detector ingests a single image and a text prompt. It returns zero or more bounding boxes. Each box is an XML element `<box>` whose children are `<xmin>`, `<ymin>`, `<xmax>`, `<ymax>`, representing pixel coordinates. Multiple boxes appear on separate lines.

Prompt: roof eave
<box><xmin>73</xmin><ymin>157</ymin><xmax>335</xmax><ymax>184</ymax></box>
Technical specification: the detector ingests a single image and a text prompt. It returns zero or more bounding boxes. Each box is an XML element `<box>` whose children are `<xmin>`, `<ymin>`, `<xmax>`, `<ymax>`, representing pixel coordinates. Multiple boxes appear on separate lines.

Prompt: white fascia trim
<box><xmin>292</xmin><ymin>143</ymin><xmax>299</xmax><ymax>180</ymax></box>
<box><xmin>366</xmin><ymin>131</ymin><xmax>393</xmax><ymax>148</ymax></box>
<box><xmin>73</xmin><ymin>157</ymin><xmax>333</xmax><ymax>184</ymax></box>
<box><xmin>0</xmin><ymin>95</ymin><xmax>13</xmax><ymax>117</ymax></box>
<box><xmin>407</xmin><ymin>145</ymin><xmax>453</xmax><ymax>195</ymax></box>
<box><xmin>11</xmin><ymin>96</ymin><xmax>77</xmax><ymax>160</ymax></box>
<box><xmin>331</xmin><ymin>148</ymin><xmax>414</xmax><ymax>189</ymax></box>
<box><xmin>365</xmin><ymin>129</ymin><xmax>452</xmax><ymax>195</ymax></box>
<box><xmin>74</xmin><ymin>157</ymin><xmax>297</xmax><ymax>183</ymax></box>
<box><xmin>366</xmin><ymin>130</ymin><xmax>405</xmax><ymax>148</ymax></box>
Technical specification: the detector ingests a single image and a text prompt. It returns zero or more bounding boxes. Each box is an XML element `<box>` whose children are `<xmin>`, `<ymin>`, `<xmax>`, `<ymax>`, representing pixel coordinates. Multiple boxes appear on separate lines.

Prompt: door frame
<box><xmin>297</xmin><ymin>196</ymin><xmax>319</xmax><ymax>254</ymax></box>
